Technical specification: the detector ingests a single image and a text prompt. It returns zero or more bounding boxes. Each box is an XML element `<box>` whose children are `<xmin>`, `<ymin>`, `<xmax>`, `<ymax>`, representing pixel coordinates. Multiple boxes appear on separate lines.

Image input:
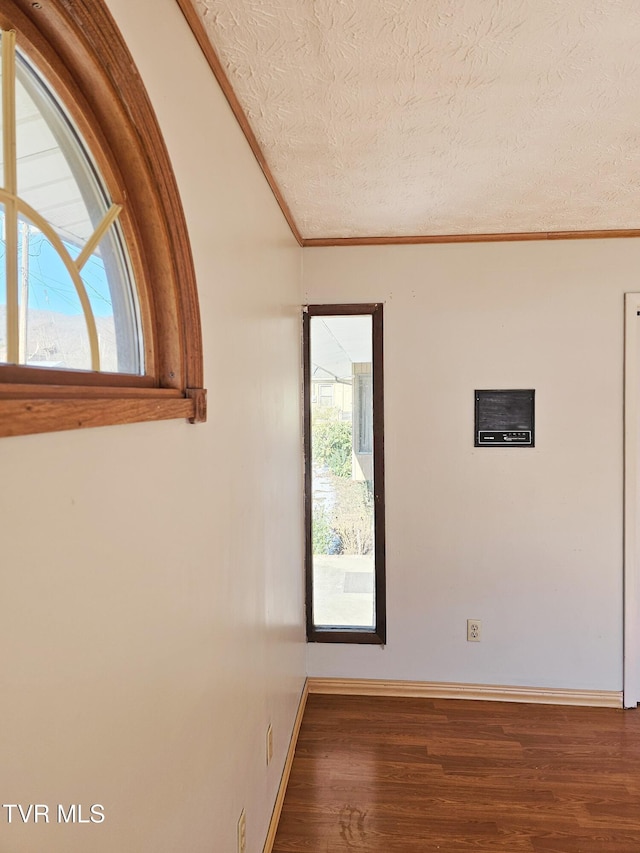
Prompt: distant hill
<box><xmin>0</xmin><ymin>305</ymin><xmax>118</xmax><ymax>371</ymax></box>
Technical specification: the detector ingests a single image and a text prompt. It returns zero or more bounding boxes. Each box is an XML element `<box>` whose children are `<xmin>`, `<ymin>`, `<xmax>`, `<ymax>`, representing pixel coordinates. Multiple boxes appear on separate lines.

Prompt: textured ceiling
<box><xmin>191</xmin><ymin>0</ymin><xmax>640</xmax><ymax>240</ymax></box>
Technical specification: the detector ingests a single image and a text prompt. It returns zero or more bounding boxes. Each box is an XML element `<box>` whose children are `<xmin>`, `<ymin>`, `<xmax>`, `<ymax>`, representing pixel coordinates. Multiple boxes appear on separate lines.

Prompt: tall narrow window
<box><xmin>304</xmin><ymin>304</ymin><xmax>386</xmax><ymax>644</ymax></box>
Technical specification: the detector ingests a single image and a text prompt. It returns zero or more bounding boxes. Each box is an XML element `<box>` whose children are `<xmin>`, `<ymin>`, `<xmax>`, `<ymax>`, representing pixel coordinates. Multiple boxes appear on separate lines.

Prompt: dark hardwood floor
<box><xmin>273</xmin><ymin>693</ymin><xmax>640</xmax><ymax>852</ymax></box>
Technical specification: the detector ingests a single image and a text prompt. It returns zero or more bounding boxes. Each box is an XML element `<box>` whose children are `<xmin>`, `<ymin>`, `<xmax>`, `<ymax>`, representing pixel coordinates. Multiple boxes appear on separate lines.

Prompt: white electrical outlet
<box><xmin>266</xmin><ymin>724</ymin><xmax>273</xmax><ymax>765</ymax></box>
<box><xmin>467</xmin><ymin>619</ymin><xmax>481</xmax><ymax>642</ymax></box>
<box><xmin>237</xmin><ymin>810</ymin><xmax>246</xmax><ymax>853</ymax></box>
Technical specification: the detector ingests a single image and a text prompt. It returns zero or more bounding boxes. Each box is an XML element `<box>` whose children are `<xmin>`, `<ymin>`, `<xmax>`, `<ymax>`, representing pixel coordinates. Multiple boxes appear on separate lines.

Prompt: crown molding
<box><xmin>174</xmin><ymin>0</ymin><xmax>303</xmax><ymax>247</ymax></box>
<box><xmin>302</xmin><ymin>228</ymin><xmax>640</xmax><ymax>247</ymax></box>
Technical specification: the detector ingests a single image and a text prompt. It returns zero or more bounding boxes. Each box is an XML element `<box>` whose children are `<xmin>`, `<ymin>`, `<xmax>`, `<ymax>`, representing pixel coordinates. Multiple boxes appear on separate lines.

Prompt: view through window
<box><xmin>0</xmin><ymin>31</ymin><xmax>141</xmax><ymax>374</ymax></box>
<box><xmin>304</xmin><ymin>304</ymin><xmax>385</xmax><ymax>644</ymax></box>
<box><xmin>0</xmin><ymin>2</ymin><xmax>205</xmax><ymax>439</ymax></box>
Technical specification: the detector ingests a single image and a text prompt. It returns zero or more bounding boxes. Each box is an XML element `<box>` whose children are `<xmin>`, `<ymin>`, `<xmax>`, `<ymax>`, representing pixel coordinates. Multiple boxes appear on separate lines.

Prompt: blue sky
<box><xmin>0</xmin><ymin>213</ymin><xmax>113</xmax><ymax>319</ymax></box>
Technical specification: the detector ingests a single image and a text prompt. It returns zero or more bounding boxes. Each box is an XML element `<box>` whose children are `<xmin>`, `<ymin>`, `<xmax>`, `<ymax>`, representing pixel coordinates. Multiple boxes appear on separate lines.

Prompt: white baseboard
<box><xmin>262</xmin><ymin>679</ymin><xmax>309</xmax><ymax>853</ymax></box>
<box><xmin>307</xmin><ymin>677</ymin><xmax>622</xmax><ymax>708</ymax></box>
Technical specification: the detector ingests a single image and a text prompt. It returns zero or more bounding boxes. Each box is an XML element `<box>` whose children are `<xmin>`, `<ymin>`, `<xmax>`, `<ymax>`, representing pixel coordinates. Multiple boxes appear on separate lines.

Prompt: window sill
<box><xmin>0</xmin><ymin>385</ymin><xmax>207</xmax><ymax>437</ymax></box>
<box><xmin>307</xmin><ymin>627</ymin><xmax>385</xmax><ymax>645</ymax></box>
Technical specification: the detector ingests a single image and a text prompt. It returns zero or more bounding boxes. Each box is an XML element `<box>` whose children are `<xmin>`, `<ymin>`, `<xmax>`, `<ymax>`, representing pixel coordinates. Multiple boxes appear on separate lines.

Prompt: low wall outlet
<box><xmin>467</xmin><ymin>619</ymin><xmax>481</xmax><ymax>642</ymax></box>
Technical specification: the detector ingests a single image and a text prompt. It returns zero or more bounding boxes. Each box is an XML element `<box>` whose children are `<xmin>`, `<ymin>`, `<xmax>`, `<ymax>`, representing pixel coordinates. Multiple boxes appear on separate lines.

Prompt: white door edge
<box><xmin>624</xmin><ymin>292</ymin><xmax>640</xmax><ymax>707</ymax></box>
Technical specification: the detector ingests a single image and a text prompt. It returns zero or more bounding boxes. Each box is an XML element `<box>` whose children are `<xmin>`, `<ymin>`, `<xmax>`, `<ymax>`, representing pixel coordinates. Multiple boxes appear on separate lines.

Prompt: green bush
<box><xmin>312</xmin><ymin>503</ymin><xmax>332</xmax><ymax>555</ymax></box>
<box><xmin>312</xmin><ymin>417</ymin><xmax>352</xmax><ymax>478</ymax></box>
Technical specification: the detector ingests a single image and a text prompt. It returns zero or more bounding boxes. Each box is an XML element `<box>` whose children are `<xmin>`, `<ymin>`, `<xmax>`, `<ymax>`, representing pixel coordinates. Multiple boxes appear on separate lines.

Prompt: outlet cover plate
<box><xmin>467</xmin><ymin>619</ymin><xmax>481</xmax><ymax>642</ymax></box>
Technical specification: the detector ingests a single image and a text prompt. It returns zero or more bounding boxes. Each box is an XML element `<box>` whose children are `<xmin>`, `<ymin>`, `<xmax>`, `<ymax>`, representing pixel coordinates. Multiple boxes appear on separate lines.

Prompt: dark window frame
<box><xmin>303</xmin><ymin>303</ymin><xmax>386</xmax><ymax>644</ymax></box>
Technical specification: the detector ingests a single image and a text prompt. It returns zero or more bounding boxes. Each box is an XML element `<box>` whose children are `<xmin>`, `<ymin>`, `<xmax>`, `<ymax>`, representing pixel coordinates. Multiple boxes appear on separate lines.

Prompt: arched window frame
<box><xmin>0</xmin><ymin>0</ymin><xmax>206</xmax><ymax>438</ymax></box>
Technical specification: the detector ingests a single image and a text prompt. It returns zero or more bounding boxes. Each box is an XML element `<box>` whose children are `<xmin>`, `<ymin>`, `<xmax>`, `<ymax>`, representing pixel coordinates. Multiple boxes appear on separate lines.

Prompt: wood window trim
<box><xmin>0</xmin><ymin>0</ymin><xmax>206</xmax><ymax>439</ymax></box>
<box><xmin>304</xmin><ymin>303</ymin><xmax>386</xmax><ymax>645</ymax></box>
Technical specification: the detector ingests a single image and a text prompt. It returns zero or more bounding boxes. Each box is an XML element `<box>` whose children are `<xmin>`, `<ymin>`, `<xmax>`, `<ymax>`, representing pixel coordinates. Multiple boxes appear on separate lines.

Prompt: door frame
<box><xmin>624</xmin><ymin>293</ymin><xmax>640</xmax><ymax>707</ymax></box>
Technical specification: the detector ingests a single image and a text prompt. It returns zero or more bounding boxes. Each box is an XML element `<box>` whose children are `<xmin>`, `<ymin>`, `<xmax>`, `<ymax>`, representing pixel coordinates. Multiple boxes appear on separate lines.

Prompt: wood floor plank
<box><xmin>272</xmin><ymin>694</ymin><xmax>640</xmax><ymax>852</ymax></box>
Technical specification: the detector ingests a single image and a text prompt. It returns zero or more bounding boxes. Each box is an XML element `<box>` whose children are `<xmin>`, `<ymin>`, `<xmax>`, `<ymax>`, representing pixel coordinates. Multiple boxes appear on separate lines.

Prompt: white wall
<box><xmin>0</xmin><ymin>2</ymin><xmax>305</xmax><ymax>852</ymax></box>
<box><xmin>305</xmin><ymin>239</ymin><xmax>638</xmax><ymax>692</ymax></box>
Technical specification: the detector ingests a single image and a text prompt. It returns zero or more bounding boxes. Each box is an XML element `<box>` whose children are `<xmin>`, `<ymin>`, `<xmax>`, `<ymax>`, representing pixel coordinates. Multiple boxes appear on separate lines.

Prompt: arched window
<box><xmin>0</xmin><ymin>0</ymin><xmax>205</xmax><ymax>437</ymax></box>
